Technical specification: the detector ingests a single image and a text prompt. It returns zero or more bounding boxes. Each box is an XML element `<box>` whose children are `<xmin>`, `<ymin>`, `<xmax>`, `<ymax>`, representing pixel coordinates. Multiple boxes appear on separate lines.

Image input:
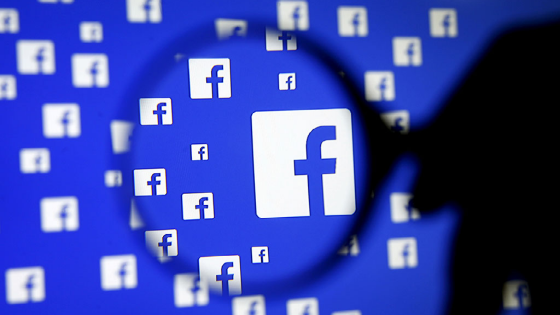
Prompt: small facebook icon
<box><xmin>182</xmin><ymin>193</ymin><xmax>214</xmax><ymax>220</ymax></box>
<box><xmin>191</xmin><ymin>144</ymin><xmax>209</xmax><ymax>160</ymax></box>
<box><xmin>139</xmin><ymin>98</ymin><xmax>172</xmax><ymax>125</ymax></box>
<box><xmin>387</xmin><ymin>237</ymin><xmax>418</xmax><ymax>269</ymax></box>
<box><xmin>503</xmin><ymin>280</ymin><xmax>531</xmax><ymax>309</ymax></box>
<box><xmin>126</xmin><ymin>0</ymin><xmax>162</xmax><ymax>23</ymax></box>
<box><xmin>19</xmin><ymin>148</ymin><xmax>50</xmax><ymax>174</ymax></box>
<box><xmin>337</xmin><ymin>234</ymin><xmax>359</xmax><ymax>256</ymax></box>
<box><xmin>287</xmin><ymin>297</ymin><xmax>318</xmax><ymax>315</ymax></box>
<box><xmin>430</xmin><ymin>9</ymin><xmax>458</xmax><ymax>38</ymax></box>
<box><xmin>174</xmin><ymin>273</ymin><xmax>209</xmax><ymax>308</ymax></box>
<box><xmin>145</xmin><ymin>229</ymin><xmax>178</xmax><ymax>257</ymax></box>
<box><xmin>16</xmin><ymin>40</ymin><xmax>55</xmax><ymax>75</ymax></box>
<box><xmin>42</xmin><ymin>103</ymin><xmax>81</xmax><ymax>138</ymax></box>
<box><xmin>390</xmin><ymin>192</ymin><xmax>420</xmax><ymax>223</ymax></box>
<box><xmin>0</xmin><ymin>75</ymin><xmax>16</xmax><ymax>100</ymax></box>
<box><xmin>333</xmin><ymin>311</ymin><xmax>362</xmax><ymax>315</ymax></box>
<box><xmin>393</xmin><ymin>37</ymin><xmax>422</xmax><ymax>66</ymax></box>
<box><xmin>100</xmin><ymin>255</ymin><xmax>137</xmax><ymax>290</ymax></box>
<box><xmin>266</xmin><ymin>28</ymin><xmax>297</xmax><ymax>51</ymax></box>
<box><xmin>199</xmin><ymin>255</ymin><xmax>241</xmax><ymax>296</ymax></box>
<box><xmin>277</xmin><ymin>1</ymin><xmax>309</xmax><ymax>31</ymax></box>
<box><xmin>40</xmin><ymin>197</ymin><xmax>79</xmax><ymax>232</ymax></box>
<box><xmin>110</xmin><ymin>120</ymin><xmax>134</xmax><ymax>154</ymax></box>
<box><xmin>5</xmin><ymin>267</ymin><xmax>45</xmax><ymax>304</ymax></box>
<box><xmin>215</xmin><ymin>18</ymin><xmax>248</xmax><ymax>40</ymax></box>
<box><xmin>133</xmin><ymin>168</ymin><xmax>167</xmax><ymax>196</ymax></box>
<box><xmin>365</xmin><ymin>71</ymin><xmax>395</xmax><ymax>101</ymax></box>
<box><xmin>0</xmin><ymin>9</ymin><xmax>19</xmax><ymax>33</ymax></box>
<box><xmin>337</xmin><ymin>6</ymin><xmax>368</xmax><ymax>37</ymax></box>
<box><xmin>278</xmin><ymin>73</ymin><xmax>296</xmax><ymax>90</ymax></box>
<box><xmin>189</xmin><ymin>58</ymin><xmax>231</xmax><ymax>99</ymax></box>
<box><xmin>380</xmin><ymin>110</ymin><xmax>409</xmax><ymax>135</ymax></box>
<box><xmin>105</xmin><ymin>170</ymin><xmax>123</xmax><ymax>187</ymax></box>
<box><xmin>72</xmin><ymin>53</ymin><xmax>109</xmax><ymax>88</ymax></box>
<box><xmin>232</xmin><ymin>295</ymin><xmax>266</xmax><ymax>315</ymax></box>
<box><xmin>251</xmin><ymin>246</ymin><xmax>269</xmax><ymax>263</ymax></box>
<box><xmin>79</xmin><ymin>22</ymin><xmax>103</xmax><ymax>42</ymax></box>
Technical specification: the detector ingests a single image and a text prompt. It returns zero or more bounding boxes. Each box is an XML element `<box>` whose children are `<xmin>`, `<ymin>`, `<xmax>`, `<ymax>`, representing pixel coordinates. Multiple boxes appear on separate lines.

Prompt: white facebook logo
<box><xmin>182</xmin><ymin>193</ymin><xmax>214</xmax><ymax>220</ymax></box>
<box><xmin>110</xmin><ymin>120</ymin><xmax>134</xmax><ymax>154</ymax></box>
<box><xmin>133</xmin><ymin>168</ymin><xmax>167</xmax><ymax>196</ymax></box>
<box><xmin>337</xmin><ymin>6</ymin><xmax>368</xmax><ymax>37</ymax></box>
<box><xmin>233</xmin><ymin>295</ymin><xmax>266</xmax><ymax>315</ymax></box>
<box><xmin>72</xmin><ymin>54</ymin><xmax>109</xmax><ymax>88</ymax></box>
<box><xmin>40</xmin><ymin>197</ymin><xmax>79</xmax><ymax>232</ymax></box>
<box><xmin>0</xmin><ymin>75</ymin><xmax>16</xmax><ymax>100</ymax></box>
<box><xmin>387</xmin><ymin>237</ymin><xmax>418</xmax><ymax>269</ymax></box>
<box><xmin>266</xmin><ymin>28</ymin><xmax>297</xmax><ymax>51</ymax></box>
<box><xmin>277</xmin><ymin>1</ymin><xmax>309</xmax><ymax>31</ymax></box>
<box><xmin>380</xmin><ymin>110</ymin><xmax>409</xmax><ymax>134</ymax></box>
<box><xmin>17</xmin><ymin>40</ymin><xmax>55</xmax><ymax>74</ymax></box>
<box><xmin>199</xmin><ymin>255</ymin><xmax>241</xmax><ymax>296</ymax></box>
<box><xmin>0</xmin><ymin>9</ymin><xmax>19</xmax><ymax>33</ymax></box>
<box><xmin>215</xmin><ymin>19</ymin><xmax>247</xmax><ymax>40</ymax></box>
<box><xmin>279</xmin><ymin>73</ymin><xmax>296</xmax><ymax>90</ymax></box>
<box><xmin>430</xmin><ymin>9</ymin><xmax>458</xmax><ymax>38</ymax></box>
<box><xmin>191</xmin><ymin>144</ymin><xmax>209</xmax><ymax>160</ymax></box>
<box><xmin>42</xmin><ymin>103</ymin><xmax>81</xmax><ymax>138</ymax></box>
<box><xmin>393</xmin><ymin>37</ymin><xmax>422</xmax><ymax>66</ymax></box>
<box><xmin>333</xmin><ymin>311</ymin><xmax>362</xmax><ymax>315</ymax></box>
<box><xmin>390</xmin><ymin>193</ymin><xmax>420</xmax><ymax>223</ymax></box>
<box><xmin>20</xmin><ymin>148</ymin><xmax>50</xmax><ymax>174</ymax></box>
<box><xmin>503</xmin><ymin>280</ymin><xmax>531</xmax><ymax>309</ymax></box>
<box><xmin>252</xmin><ymin>109</ymin><xmax>355</xmax><ymax>218</ymax></box>
<box><xmin>145</xmin><ymin>229</ymin><xmax>178</xmax><ymax>257</ymax></box>
<box><xmin>365</xmin><ymin>71</ymin><xmax>395</xmax><ymax>101</ymax></box>
<box><xmin>100</xmin><ymin>255</ymin><xmax>137</xmax><ymax>290</ymax></box>
<box><xmin>139</xmin><ymin>98</ymin><xmax>172</xmax><ymax>125</ymax></box>
<box><xmin>337</xmin><ymin>234</ymin><xmax>359</xmax><ymax>256</ymax></box>
<box><xmin>105</xmin><ymin>170</ymin><xmax>122</xmax><ymax>187</ymax></box>
<box><xmin>287</xmin><ymin>298</ymin><xmax>318</xmax><ymax>315</ymax></box>
<box><xmin>126</xmin><ymin>0</ymin><xmax>161</xmax><ymax>23</ymax></box>
<box><xmin>80</xmin><ymin>22</ymin><xmax>103</xmax><ymax>42</ymax></box>
<box><xmin>251</xmin><ymin>246</ymin><xmax>269</xmax><ymax>263</ymax></box>
<box><xmin>189</xmin><ymin>58</ymin><xmax>231</xmax><ymax>99</ymax></box>
<box><xmin>5</xmin><ymin>267</ymin><xmax>45</xmax><ymax>304</ymax></box>
<box><xmin>174</xmin><ymin>273</ymin><xmax>209</xmax><ymax>307</ymax></box>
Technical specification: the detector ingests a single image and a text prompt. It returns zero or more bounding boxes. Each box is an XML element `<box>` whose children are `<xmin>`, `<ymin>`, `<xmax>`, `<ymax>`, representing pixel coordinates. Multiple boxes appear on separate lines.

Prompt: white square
<box><xmin>277</xmin><ymin>1</ymin><xmax>309</xmax><ymax>31</ymax></box>
<box><xmin>105</xmin><ymin>170</ymin><xmax>122</xmax><ymax>187</ymax></box>
<box><xmin>365</xmin><ymin>71</ymin><xmax>395</xmax><ymax>101</ymax></box>
<box><xmin>189</xmin><ymin>58</ymin><xmax>231</xmax><ymax>99</ymax></box>
<box><xmin>0</xmin><ymin>9</ymin><xmax>19</xmax><ymax>33</ymax></box>
<box><xmin>133</xmin><ymin>168</ymin><xmax>166</xmax><ymax>196</ymax></box>
<box><xmin>215</xmin><ymin>19</ymin><xmax>248</xmax><ymax>40</ymax></box>
<box><xmin>393</xmin><ymin>37</ymin><xmax>422</xmax><ymax>66</ymax></box>
<box><xmin>100</xmin><ymin>255</ymin><xmax>137</xmax><ymax>290</ymax></box>
<box><xmin>199</xmin><ymin>255</ymin><xmax>241</xmax><ymax>296</ymax></box>
<box><xmin>251</xmin><ymin>246</ymin><xmax>269</xmax><ymax>263</ymax></box>
<box><xmin>80</xmin><ymin>22</ymin><xmax>103</xmax><ymax>42</ymax></box>
<box><xmin>266</xmin><ymin>28</ymin><xmax>297</xmax><ymax>51</ymax></box>
<box><xmin>182</xmin><ymin>192</ymin><xmax>214</xmax><ymax>220</ymax></box>
<box><xmin>387</xmin><ymin>237</ymin><xmax>418</xmax><ymax>269</ymax></box>
<box><xmin>42</xmin><ymin>103</ymin><xmax>81</xmax><ymax>138</ymax></box>
<box><xmin>503</xmin><ymin>280</ymin><xmax>531</xmax><ymax>309</ymax></box>
<box><xmin>0</xmin><ymin>75</ymin><xmax>17</xmax><ymax>100</ymax></box>
<box><xmin>337</xmin><ymin>234</ymin><xmax>359</xmax><ymax>256</ymax></box>
<box><xmin>17</xmin><ymin>40</ymin><xmax>55</xmax><ymax>74</ymax></box>
<box><xmin>139</xmin><ymin>98</ymin><xmax>172</xmax><ymax>125</ymax></box>
<box><xmin>233</xmin><ymin>295</ymin><xmax>266</xmax><ymax>315</ymax></box>
<box><xmin>145</xmin><ymin>229</ymin><xmax>178</xmax><ymax>257</ymax></box>
<box><xmin>20</xmin><ymin>148</ymin><xmax>50</xmax><ymax>174</ymax></box>
<box><xmin>390</xmin><ymin>192</ymin><xmax>420</xmax><ymax>223</ymax></box>
<box><xmin>40</xmin><ymin>197</ymin><xmax>79</xmax><ymax>232</ymax></box>
<box><xmin>110</xmin><ymin>120</ymin><xmax>134</xmax><ymax>154</ymax></box>
<box><xmin>126</xmin><ymin>0</ymin><xmax>161</xmax><ymax>23</ymax></box>
<box><xmin>278</xmin><ymin>73</ymin><xmax>296</xmax><ymax>90</ymax></box>
<box><xmin>286</xmin><ymin>297</ymin><xmax>318</xmax><ymax>315</ymax></box>
<box><xmin>380</xmin><ymin>110</ymin><xmax>409</xmax><ymax>134</ymax></box>
<box><xmin>252</xmin><ymin>109</ymin><xmax>355</xmax><ymax>218</ymax></box>
<box><xmin>337</xmin><ymin>6</ymin><xmax>368</xmax><ymax>37</ymax></box>
<box><xmin>191</xmin><ymin>144</ymin><xmax>209</xmax><ymax>160</ymax></box>
<box><xmin>71</xmin><ymin>53</ymin><xmax>109</xmax><ymax>88</ymax></box>
<box><xmin>174</xmin><ymin>273</ymin><xmax>209</xmax><ymax>307</ymax></box>
<box><xmin>333</xmin><ymin>311</ymin><xmax>361</xmax><ymax>315</ymax></box>
<box><xmin>430</xmin><ymin>9</ymin><xmax>458</xmax><ymax>37</ymax></box>
<box><xmin>5</xmin><ymin>267</ymin><xmax>45</xmax><ymax>304</ymax></box>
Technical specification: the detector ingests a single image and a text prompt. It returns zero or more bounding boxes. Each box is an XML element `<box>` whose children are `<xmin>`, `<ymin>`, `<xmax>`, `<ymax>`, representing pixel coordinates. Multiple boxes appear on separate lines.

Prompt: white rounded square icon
<box><xmin>380</xmin><ymin>110</ymin><xmax>409</xmax><ymax>134</ymax></box>
<box><xmin>387</xmin><ymin>237</ymin><xmax>418</xmax><ymax>269</ymax></box>
<box><xmin>0</xmin><ymin>9</ymin><xmax>19</xmax><ymax>33</ymax></box>
<box><xmin>189</xmin><ymin>58</ymin><xmax>231</xmax><ymax>99</ymax></box>
<box><xmin>390</xmin><ymin>192</ymin><xmax>420</xmax><ymax>223</ymax></box>
<box><xmin>430</xmin><ymin>9</ymin><xmax>458</xmax><ymax>37</ymax></box>
<box><xmin>71</xmin><ymin>53</ymin><xmax>109</xmax><ymax>88</ymax></box>
<box><xmin>277</xmin><ymin>1</ymin><xmax>309</xmax><ymax>31</ymax></box>
<box><xmin>19</xmin><ymin>148</ymin><xmax>50</xmax><ymax>173</ymax></box>
<box><xmin>5</xmin><ymin>267</ymin><xmax>45</xmax><ymax>304</ymax></box>
<box><xmin>145</xmin><ymin>229</ymin><xmax>178</xmax><ymax>257</ymax></box>
<box><xmin>278</xmin><ymin>73</ymin><xmax>296</xmax><ymax>90</ymax></box>
<box><xmin>251</xmin><ymin>246</ymin><xmax>269</xmax><ymax>263</ymax></box>
<box><xmin>42</xmin><ymin>103</ymin><xmax>81</xmax><ymax>138</ymax></box>
<box><xmin>337</xmin><ymin>6</ymin><xmax>368</xmax><ymax>37</ymax></box>
<box><xmin>215</xmin><ymin>19</ymin><xmax>248</xmax><ymax>39</ymax></box>
<box><xmin>233</xmin><ymin>295</ymin><xmax>266</xmax><ymax>315</ymax></box>
<box><xmin>393</xmin><ymin>37</ymin><xmax>422</xmax><ymax>66</ymax></box>
<box><xmin>174</xmin><ymin>273</ymin><xmax>209</xmax><ymax>307</ymax></box>
<box><xmin>40</xmin><ymin>196</ymin><xmax>79</xmax><ymax>232</ymax></box>
<box><xmin>105</xmin><ymin>170</ymin><xmax>122</xmax><ymax>187</ymax></box>
<box><xmin>110</xmin><ymin>120</ymin><xmax>134</xmax><ymax>154</ymax></box>
<box><xmin>365</xmin><ymin>71</ymin><xmax>395</xmax><ymax>101</ymax></box>
<box><xmin>100</xmin><ymin>255</ymin><xmax>137</xmax><ymax>290</ymax></box>
<box><xmin>17</xmin><ymin>40</ymin><xmax>55</xmax><ymax>74</ymax></box>
<box><xmin>80</xmin><ymin>22</ymin><xmax>103</xmax><ymax>42</ymax></box>
<box><xmin>0</xmin><ymin>75</ymin><xmax>17</xmax><ymax>100</ymax></box>
<box><xmin>287</xmin><ymin>297</ymin><xmax>318</xmax><ymax>315</ymax></box>
<box><xmin>133</xmin><ymin>168</ymin><xmax>167</xmax><ymax>196</ymax></box>
<box><xmin>191</xmin><ymin>144</ymin><xmax>209</xmax><ymax>160</ymax></box>
<box><xmin>503</xmin><ymin>280</ymin><xmax>531</xmax><ymax>309</ymax></box>
<box><xmin>126</xmin><ymin>0</ymin><xmax>161</xmax><ymax>23</ymax></box>
<box><xmin>198</xmin><ymin>255</ymin><xmax>241</xmax><ymax>296</ymax></box>
<box><xmin>182</xmin><ymin>192</ymin><xmax>214</xmax><ymax>220</ymax></box>
<box><xmin>139</xmin><ymin>98</ymin><xmax>172</xmax><ymax>125</ymax></box>
<box><xmin>266</xmin><ymin>28</ymin><xmax>297</xmax><ymax>51</ymax></box>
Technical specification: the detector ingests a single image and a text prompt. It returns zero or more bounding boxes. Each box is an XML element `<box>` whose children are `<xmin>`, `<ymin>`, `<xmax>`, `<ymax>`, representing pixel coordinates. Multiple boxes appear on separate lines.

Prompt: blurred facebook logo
<box><xmin>338</xmin><ymin>234</ymin><xmax>359</xmax><ymax>256</ymax></box>
<box><xmin>392</xmin><ymin>37</ymin><xmax>422</xmax><ymax>66</ymax></box>
<box><xmin>19</xmin><ymin>148</ymin><xmax>50</xmax><ymax>174</ymax></box>
<box><xmin>333</xmin><ymin>311</ymin><xmax>361</xmax><ymax>315</ymax></box>
<box><xmin>337</xmin><ymin>6</ymin><xmax>368</xmax><ymax>37</ymax></box>
<box><xmin>105</xmin><ymin>170</ymin><xmax>123</xmax><ymax>187</ymax></box>
<box><xmin>191</xmin><ymin>144</ymin><xmax>209</xmax><ymax>160</ymax></box>
<box><xmin>266</xmin><ymin>28</ymin><xmax>297</xmax><ymax>51</ymax></box>
<box><xmin>430</xmin><ymin>8</ymin><xmax>458</xmax><ymax>38</ymax></box>
<box><xmin>139</xmin><ymin>98</ymin><xmax>172</xmax><ymax>125</ymax></box>
<box><xmin>145</xmin><ymin>229</ymin><xmax>178</xmax><ymax>257</ymax></box>
<box><xmin>251</xmin><ymin>246</ymin><xmax>269</xmax><ymax>263</ymax></box>
<box><xmin>182</xmin><ymin>192</ymin><xmax>214</xmax><ymax>220</ymax></box>
<box><xmin>199</xmin><ymin>255</ymin><xmax>241</xmax><ymax>296</ymax></box>
<box><xmin>503</xmin><ymin>280</ymin><xmax>531</xmax><ymax>309</ymax></box>
<box><xmin>80</xmin><ymin>22</ymin><xmax>103</xmax><ymax>42</ymax></box>
<box><xmin>232</xmin><ymin>295</ymin><xmax>266</xmax><ymax>315</ymax></box>
<box><xmin>133</xmin><ymin>168</ymin><xmax>167</xmax><ymax>196</ymax></box>
<box><xmin>387</xmin><ymin>237</ymin><xmax>418</xmax><ymax>269</ymax></box>
<box><xmin>215</xmin><ymin>18</ymin><xmax>247</xmax><ymax>40</ymax></box>
<box><xmin>17</xmin><ymin>40</ymin><xmax>55</xmax><ymax>74</ymax></box>
<box><xmin>110</xmin><ymin>120</ymin><xmax>134</xmax><ymax>154</ymax></box>
<box><xmin>5</xmin><ymin>267</ymin><xmax>45</xmax><ymax>304</ymax></box>
<box><xmin>42</xmin><ymin>103</ymin><xmax>81</xmax><ymax>138</ymax></box>
<box><xmin>287</xmin><ymin>297</ymin><xmax>318</xmax><ymax>315</ymax></box>
<box><xmin>390</xmin><ymin>192</ymin><xmax>420</xmax><ymax>223</ymax></box>
<box><xmin>365</xmin><ymin>71</ymin><xmax>395</xmax><ymax>101</ymax></box>
<box><xmin>72</xmin><ymin>54</ymin><xmax>109</xmax><ymax>88</ymax></box>
<box><xmin>0</xmin><ymin>75</ymin><xmax>16</xmax><ymax>100</ymax></box>
<box><xmin>252</xmin><ymin>109</ymin><xmax>355</xmax><ymax>218</ymax></box>
<box><xmin>40</xmin><ymin>196</ymin><xmax>79</xmax><ymax>232</ymax></box>
<box><xmin>277</xmin><ymin>1</ymin><xmax>309</xmax><ymax>31</ymax></box>
<box><xmin>174</xmin><ymin>273</ymin><xmax>209</xmax><ymax>308</ymax></box>
<box><xmin>189</xmin><ymin>58</ymin><xmax>231</xmax><ymax>99</ymax></box>
<box><xmin>380</xmin><ymin>110</ymin><xmax>409</xmax><ymax>134</ymax></box>
<box><xmin>100</xmin><ymin>255</ymin><xmax>137</xmax><ymax>290</ymax></box>
<box><xmin>126</xmin><ymin>0</ymin><xmax>161</xmax><ymax>23</ymax></box>
<box><xmin>38</xmin><ymin>0</ymin><xmax>74</xmax><ymax>3</ymax></box>
<box><xmin>278</xmin><ymin>73</ymin><xmax>296</xmax><ymax>90</ymax></box>
<box><xmin>0</xmin><ymin>9</ymin><xmax>19</xmax><ymax>33</ymax></box>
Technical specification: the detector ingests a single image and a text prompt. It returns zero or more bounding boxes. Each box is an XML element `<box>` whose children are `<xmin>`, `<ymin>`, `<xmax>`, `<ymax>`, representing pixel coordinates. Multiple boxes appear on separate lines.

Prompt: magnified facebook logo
<box><xmin>126</xmin><ymin>0</ymin><xmax>162</xmax><ymax>23</ymax></box>
<box><xmin>110</xmin><ymin>120</ymin><xmax>134</xmax><ymax>154</ymax></box>
<box><xmin>174</xmin><ymin>273</ymin><xmax>209</xmax><ymax>307</ymax></box>
<box><xmin>100</xmin><ymin>255</ymin><xmax>137</xmax><ymax>290</ymax></box>
<box><xmin>287</xmin><ymin>297</ymin><xmax>318</xmax><ymax>315</ymax></box>
<box><xmin>278</xmin><ymin>73</ymin><xmax>296</xmax><ymax>90</ymax></box>
<box><xmin>232</xmin><ymin>295</ymin><xmax>266</xmax><ymax>315</ymax></box>
<box><xmin>365</xmin><ymin>71</ymin><xmax>395</xmax><ymax>101</ymax></box>
<box><xmin>40</xmin><ymin>197</ymin><xmax>79</xmax><ymax>232</ymax></box>
<box><xmin>42</xmin><ymin>103</ymin><xmax>81</xmax><ymax>138</ymax></box>
<box><xmin>199</xmin><ymin>255</ymin><xmax>241</xmax><ymax>296</ymax></box>
<box><xmin>139</xmin><ymin>98</ymin><xmax>172</xmax><ymax>125</ymax></box>
<box><xmin>16</xmin><ymin>40</ymin><xmax>55</xmax><ymax>74</ymax></box>
<box><xmin>337</xmin><ymin>6</ymin><xmax>368</xmax><ymax>37</ymax></box>
<box><xmin>191</xmin><ymin>144</ymin><xmax>209</xmax><ymax>160</ymax></box>
<box><xmin>72</xmin><ymin>54</ymin><xmax>109</xmax><ymax>88</ymax></box>
<box><xmin>252</xmin><ymin>109</ymin><xmax>355</xmax><ymax>218</ymax></box>
<box><xmin>503</xmin><ymin>280</ymin><xmax>531</xmax><ymax>309</ymax></box>
<box><xmin>19</xmin><ymin>148</ymin><xmax>50</xmax><ymax>174</ymax></box>
<box><xmin>393</xmin><ymin>37</ymin><xmax>422</xmax><ymax>66</ymax></box>
<box><xmin>133</xmin><ymin>168</ymin><xmax>167</xmax><ymax>196</ymax></box>
<box><xmin>251</xmin><ymin>246</ymin><xmax>269</xmax><ymax>263</ymax></box>
<box><xmin>189</xmin><ymin>58</ymin><xmax>231</xmax><ymax>99</ymax></box>
<box><xmin>266</xmin><ymin>28</ymin><xmax>297</xmax><ymax>51</ymax></box>
<box><xmin>390</xmin><ymin>192</ymin><xmax>420</xmax><ymax>223</ymax></box>
<box><xmin>430</xmin><ymin>8</ymin><xmax>458</xmax><ymax>38</ymax></box>
<box><xmin>380</xmin><ymin>110</ymin><xmax>409</xmax><ymax>134</ymax></box>
<box><xmin>80</xmin><ymin>22</ymin><xmax>103</xmax><ymax>42</ymax></box>
<box><xmin>145</xmin><ymin>229</ymin><xmax>178</xmax><ymax>257</ymax></box>
<box><xmin>5</xmin><ymin>267</ymin><xmax>45</xmax><ymax>304</ymax></box>
<box><xmin>215</xmin><ymin>18</ymin><xmax>247</xmax><ymax>40</ymax></box>
<box><xmin>387</xmin><ymin>237</ymin><xmax>418</xmax><ymax>269</ymax></box>
<box><xmin>0</xmin><ymin>75</ymin><xmax>16</xmax><ymax>100</ymax></box>
<box><xmin>0</xmin><ymin>9</ymin><xmax>19</xmax><ymax>33</ymax></box>
<box><xmin>182</xmin><ymin>192</ymin><xmax>214</xmax><ymax>220</ymax></box>
<box><xmin>277</xmin><ymin>1</ymin><xmax>309</xmax><ymax>31</ymax></box>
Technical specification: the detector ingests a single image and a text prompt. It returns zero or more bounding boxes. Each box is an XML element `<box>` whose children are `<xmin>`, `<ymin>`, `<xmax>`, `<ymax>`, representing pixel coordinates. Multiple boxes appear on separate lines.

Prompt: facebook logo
<box><xmin>40</xmin><ymin>197</ymin><xmax>79</xmax><ymax>232</ymax></box>
<box><xmin>110</xmin><ymin>120</ymin><xmax>134</xmax><ymax>154</ymax></box>
<box><xmin>430</xmin><ymin>9</ymin><xmax>458</xmax><ymax>38</ymax></box>
<box><xmin>252</xmin><ymin>109</ymin><xmax>355</xmax><ymax>218</ymax></box>
<box><xmin>105</xmin><ymin>170</ymin><xmax>123</xmax><ymax>187</ymax></box>
<box><xmin>182</xmin><ymin>193</ymin><xmax>214</xmax><ymax>220</ymax></box>
<box><xmin>333</xmin><ymin>311</ymin><xmax>362</xmax><ymax>315</ymax></box>
<box><xmin>126</xmin><ymin>0</ymin><xmax>162</xmax><ymax>23</ymax></box>
<box><xmin>174</xmin><ymin>273</ymin><xmax>209</xmax><ymax>307</ymax></box>
<box><xmin>145</xmin><ymin>229</ymin><xmax>178</xmax><ymax>257</ymax></box>
<box><xmin>251</xmin><ymin>246</ymin><xmax>269</xmax><ymax>263</ymax></box>
<box><xmin>232</xmin><ymin>295</ymin><xmax>266</xmax><ymax>315</ymax></box>
<box><xmin>503</xmin><ymin>280</ymin><xmax>531</xmax><ymax>309</ymax></box>
<box><xmin>286</xmin><ymin>297</ymin><xmax>318</xmax><ymax>315</ymax></box>
<box><xmin>387</xmin><ymin>237</ymin><xmax>418</xmax><ymax>269</ymax></box>
<box><xmin>337</xmin><ymin>6</ymin><xmax>368</xmax><ymax>37</ymax></box>
<box><xmin>42</xmin><ymin>103</ymin><xmax>81</xmax><ymax>138</ymax></box>
<box><xmin>390</xmin><ymin>193</ymin><xmax>420</xmax><ymax>223</ymax></box>
<box><xmin>393</xmin><ymin>37</ymin><xmax>422</xmax><ymax>66</ymax></box>
<box><xmin>19</xmin><ymin>148</ymin><xmax>50</xmax><ymax>174</ymax></box>
<box><xmin>139</xmin><ymin>98</ymin><xmax>172</xmax><ymax>125</ymax></box>
<box><xmin>191</xmin><ymin>144</ymin><xmax>209</xmax><ymax>160</ymax></box>
<box><xmin>199</xmin><ymin>255</ymin><xmax>241</xmax><ymax>296</ymax></box>
<box><xmin>365</xmin><ymin>71</ymin><xmax>395</xmax><ymax>101</ymax></box>
<box><xmin>38</xmin><ymin>0</ymin><xmax>74</xmax><ymax>3</ymax></box>
<box><xmin>277</xmin><ymin>1</ymin><xmax>309</xmax><ymax>31</ymax></box>
<box><xmin>189</xmin><ymin>58</ymin><xmax>231</xmax><ymax>99</ymax></box>
<box><xmin>100</xmin><ymin>255</ymin><xmax>137</xmax><ymax>290</ymax></box>
<box><xmin>5</xmin><ymin>267</ymin><xmax>45</xmax><ymax>304</ymax></box>
<box><xmin>266</xmin><ymin>28</ymin><xmax>297</xmax><ymax>51</ymax></box>
<box><xmin>215</xmin><ymin>18</ymin><xmax>247</xmax><ymax>40</ymax></box>
<box><xmin>337</xmin><ymin>234</ymin><xmax>359</xmax><ymax>256</ymax></box>
<box><xmin>80</xmin><ymin>22</ymin><xmax>103</xmax><ymax>42</ymax></box>
<box><xmin>133</xmin><ymin>168</ymin><xmax>167</xmax><ymax>196</ymax></box>
<box><xmin>380</xmin><ymin>110</ymin><xmax>409</xmax><ymax>134</ymax></box>
<box><xmin>72</xmin><ymin>54</ymin><xmax>109</xmax><ymax>88</ymax></box>
<box><xmin>0</xmin><ymin>9</ymin><xmax>19</xmax><ymax>33</ymax></box>
<box><xmin>279</xmin><ymin>73</ymin><xmax>296</xmax><ymax>90</ymax></box>
<box><xmin>16</xmin><ymin>40</ymin><xmax>55</xmax><ymax>74</ymax></box>
<box><xmin>0</xmin><ymin>75</ymin><xmax>16</xmax><ymax>100</ymax></box>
